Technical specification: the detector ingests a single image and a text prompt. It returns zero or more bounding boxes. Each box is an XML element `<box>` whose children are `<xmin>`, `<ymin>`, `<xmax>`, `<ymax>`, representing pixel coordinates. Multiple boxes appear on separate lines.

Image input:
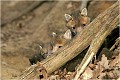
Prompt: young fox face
<box><xmin>64</xmin><ymin>8</ymin><xmax>90</xmax><ymax>34</ymax></box>
<box><xmin>52</xmin><ymin>29</ymin><xmax>72</xmax><ymax>53</ymax></box>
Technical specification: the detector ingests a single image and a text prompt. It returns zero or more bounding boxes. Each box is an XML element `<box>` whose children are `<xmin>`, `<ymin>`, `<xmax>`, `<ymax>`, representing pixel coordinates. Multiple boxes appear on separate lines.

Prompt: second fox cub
<box><xmin>64</xmin><ymin>8</ymin><xmax>90</xmax><ymax>35</ymax></box>
<box><xmin>52</xmin><ymin>29</ymin><xmax>72</xmax><ymax>53</ymax></box>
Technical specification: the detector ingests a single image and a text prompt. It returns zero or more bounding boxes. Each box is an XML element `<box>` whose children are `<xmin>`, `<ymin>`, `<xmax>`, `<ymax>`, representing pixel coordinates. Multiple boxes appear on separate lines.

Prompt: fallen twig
<box><xmin>109</xmin><ymin>37</ymin><xmax>120</xmax><ymax>51</ymax></box>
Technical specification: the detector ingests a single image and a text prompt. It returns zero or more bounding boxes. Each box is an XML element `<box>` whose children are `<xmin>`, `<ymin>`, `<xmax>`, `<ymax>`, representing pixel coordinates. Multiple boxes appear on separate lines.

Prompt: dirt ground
<box><xmin>1</xmin><ymin>1</ymin><xmax>116</xmax><ymax>79</ymax></box>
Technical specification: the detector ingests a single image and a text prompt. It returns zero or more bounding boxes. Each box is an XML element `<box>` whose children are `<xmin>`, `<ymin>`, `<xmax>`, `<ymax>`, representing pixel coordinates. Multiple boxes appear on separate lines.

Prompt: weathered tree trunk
<box><xmin>18</xmin><ymin>1</ymin><xmax>119</xmax><ymax>79</ymax></box>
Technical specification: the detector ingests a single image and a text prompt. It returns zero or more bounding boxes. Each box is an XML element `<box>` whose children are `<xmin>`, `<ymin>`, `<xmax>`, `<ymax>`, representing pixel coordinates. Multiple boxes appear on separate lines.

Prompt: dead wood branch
<box><xmin>17</xmin><ymin>1</ymin><xmax>119</xmax><ymax>79</ymax></box>
<box><xmin>110</xmin><ymin>37</ymin><xmax>120</xmax><ymax>51</ymax></box>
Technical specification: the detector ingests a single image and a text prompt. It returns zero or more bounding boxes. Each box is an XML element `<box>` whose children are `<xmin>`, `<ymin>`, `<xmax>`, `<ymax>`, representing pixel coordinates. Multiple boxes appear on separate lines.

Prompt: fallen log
<box><xmin>17</xmin><ymin>1</ymin><xmax>119</xmax><ymax>79</ymax></box>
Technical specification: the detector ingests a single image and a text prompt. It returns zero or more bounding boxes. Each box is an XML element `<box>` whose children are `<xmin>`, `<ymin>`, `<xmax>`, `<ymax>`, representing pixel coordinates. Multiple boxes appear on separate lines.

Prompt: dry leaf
<box><xmin>67</xmin><ymin>72</ymin><xmax>76</xmax><ymax>79</ymax></box>
<box><xmin>89</xmin><ymin>63</ymin><xmax>96</xmax><ymax>70</ymax></box>
<box><xmin>107</xmin><ymin>71</ymin><xmax>116</xmax><ymax>79</ymax></box>
<box><xmin>92</xmin><ymin>64</ymin><xmax>104</xmax><ymax>79</ymax></box>
<box><xmin>98</xmin><ymin>72</ymin><xmax>106</xmax><ymax>79</ymax></box>
<box><xmin>99</xmin><ymin>54</ymin><xmax>109</xmax><ymax>69</ymax></box>
<box><xmin>109</xmin><ymin>54</ymin><xmax>119</xmax><ymax>68</ymax></box>
<box><xmin>81</xmin><ymin>67</ymin><xmax>93</xmax><ymax>79</ymax></box>
<box><xmin>48</xmin><ymin>75</ymin><xmax>60</xmax><ymax>80</ymax></box>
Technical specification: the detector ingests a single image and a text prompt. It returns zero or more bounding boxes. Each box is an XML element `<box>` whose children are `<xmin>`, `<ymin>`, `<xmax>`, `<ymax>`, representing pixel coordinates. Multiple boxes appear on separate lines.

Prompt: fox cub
<box><xmin>36</xmin><ymin>29</ymin><xmax>72</xmax><ymax>58</ymax></box>
<box><xmin>51</xmin><ymin>29</ymin><xmax>72</xmax><ymax>53</ymax></box>
<box><xmin>29</xmin><ymin>29</ymin><xmax>72</xmax><ymax>64</ymax></box>
<box><xmin>64</xmin><ymin>8</ymin><xmax>90</xmax><ymax>35</ymax></box>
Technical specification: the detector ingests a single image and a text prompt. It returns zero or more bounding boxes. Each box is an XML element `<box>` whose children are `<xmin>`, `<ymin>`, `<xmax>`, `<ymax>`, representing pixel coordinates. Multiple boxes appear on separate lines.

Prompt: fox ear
<box><xmin>81</xmin><ymin>8</ymin><xmax>87</xmax><ymax>16</ymax></box>
<box><xmin>52</xmin><ymin>44</ymin><xmax>59</xmax><ymax>53</ymax></box>
<box><xmin>51</xmin><ymin>32</ymin><xmax>57</xmax><ymax>45</ymax></box>
<box><xmin>64</xmin><ymin>29</ymin><xmax>72</xmax><ymax>40</ymax></box>
<box><xmin>64</xmin><ymin>14</ymin><xmax>72</xmax><ymax>21</ymax></box>
<box><xmin>52</xmin><ymin>32</ymin><xmax>57</xmax><ymax>37</ymax></box>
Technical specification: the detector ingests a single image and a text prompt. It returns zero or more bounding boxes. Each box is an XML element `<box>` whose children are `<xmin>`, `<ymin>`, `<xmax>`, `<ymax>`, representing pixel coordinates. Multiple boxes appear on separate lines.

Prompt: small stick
<box><xmin>18</xmin><ymin>64</ymin><xmax>37</xmax><ymax>80</ymax></box>
<box><xmin>109</xmin><ymin>37</ymin><xmax>120</xmax><ymax>51</ymax></box>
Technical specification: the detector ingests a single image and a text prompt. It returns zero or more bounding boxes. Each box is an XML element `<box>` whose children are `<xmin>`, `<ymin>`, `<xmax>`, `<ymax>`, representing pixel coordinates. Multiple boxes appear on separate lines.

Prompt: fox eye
<box><xmin>58</xmin><ymin>46</ymin><xmax>62</xmax><ymax>48</ymax></box>
<box><xmin>82</xmin><ymin>24</ymin><xmax>86</xmax><ymax>26</ymax></box>
<box><xmin>72</xmin><ymin>27</ymin><xmax>75</xmax><ymax>29</ymax></box>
